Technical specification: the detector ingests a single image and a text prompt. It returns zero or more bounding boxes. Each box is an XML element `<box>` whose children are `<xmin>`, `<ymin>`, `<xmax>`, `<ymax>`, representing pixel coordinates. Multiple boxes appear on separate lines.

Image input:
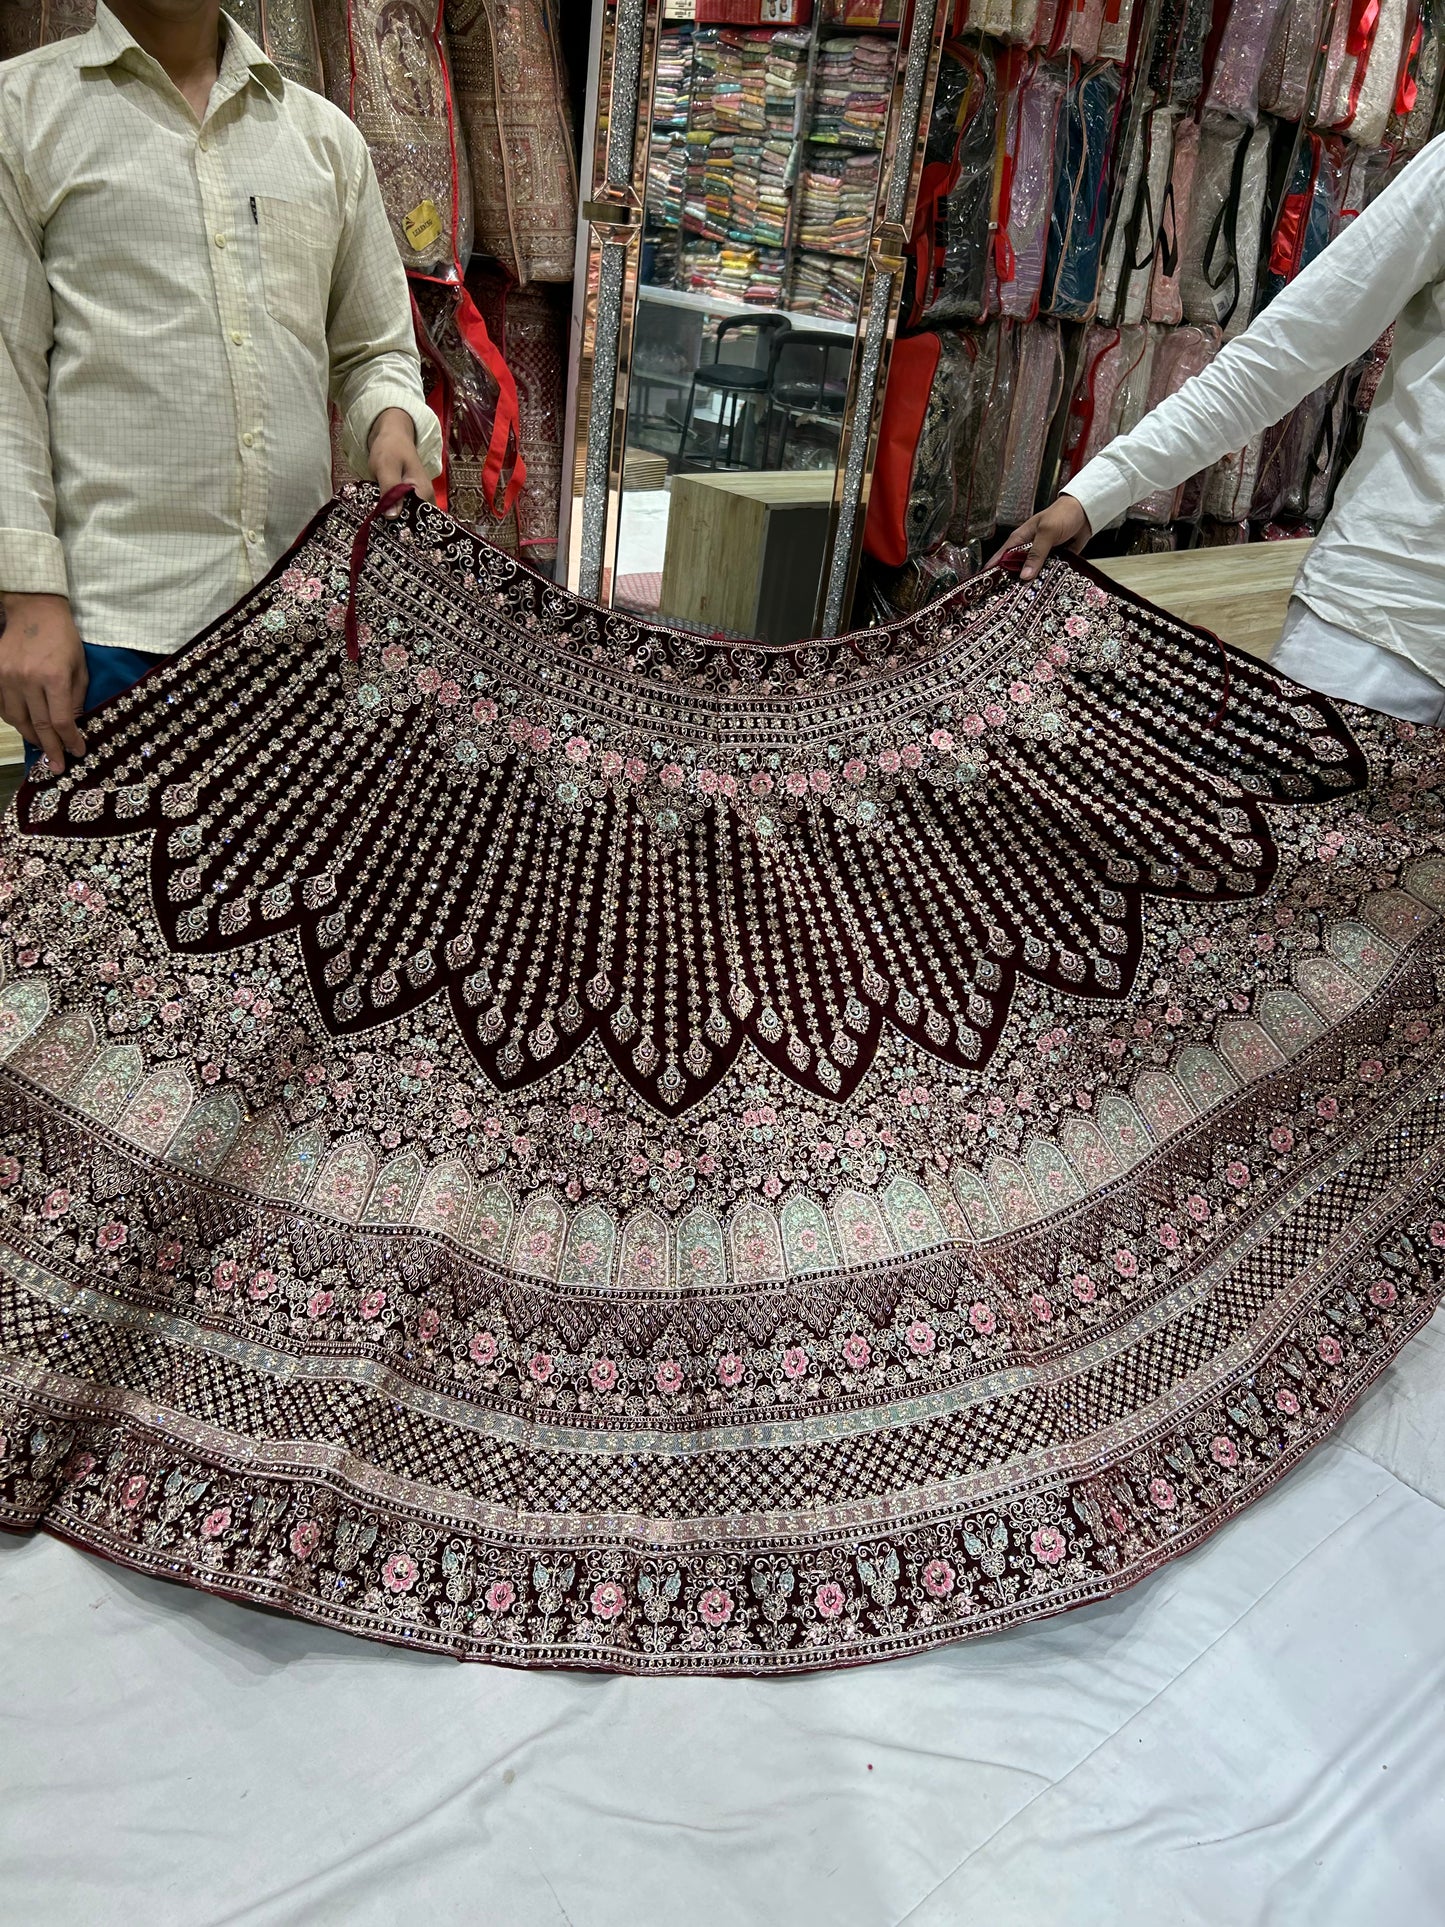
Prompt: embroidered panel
<box><xmin>2</xmin><ymin>491</ymin><xmax>1443</xmax><ymax>1673</ymax></box>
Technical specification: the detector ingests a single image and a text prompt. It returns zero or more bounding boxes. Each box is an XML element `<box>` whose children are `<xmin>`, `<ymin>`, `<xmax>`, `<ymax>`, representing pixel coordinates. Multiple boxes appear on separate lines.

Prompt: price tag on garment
<box><xmin>402</xmin><ymin>199</ymin><xmax>444</xmax><ymax>254</ymax></box>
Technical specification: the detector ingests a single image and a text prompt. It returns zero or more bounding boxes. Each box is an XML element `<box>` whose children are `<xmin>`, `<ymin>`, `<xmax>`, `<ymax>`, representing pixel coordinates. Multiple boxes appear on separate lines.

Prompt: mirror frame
<box><xmin>559</xmin><ymin>0</ymin><xmax>950</xmax><ymax>635</ymax></box>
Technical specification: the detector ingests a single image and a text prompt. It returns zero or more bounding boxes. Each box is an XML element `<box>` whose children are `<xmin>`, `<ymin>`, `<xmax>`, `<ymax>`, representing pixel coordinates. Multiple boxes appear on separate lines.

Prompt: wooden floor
<box><xmin>0</xmin><ymin>542</ymin><xmax>1306</xmax><ymax>809</ymax></box>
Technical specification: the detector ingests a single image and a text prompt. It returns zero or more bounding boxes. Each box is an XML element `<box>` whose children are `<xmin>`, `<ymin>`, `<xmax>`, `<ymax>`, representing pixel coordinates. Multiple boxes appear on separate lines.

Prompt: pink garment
<box><xmin>997</xmin><ymin>320</ymin><xmax>1065</xmax><ymax>528</ymax></box>
<box><xmin>1096</xmin><ymin>0</ymin><xmax>1138</xmax><ymax>61</ymax></box>
<box><xmin>1204</xmin><ymin>0</ymin><xmax>1293</xmax><ymax>122</ymax></box>
<box><xmin>986</xmin><ymin>57</ymin><xmax>1069</xmax><ymax>322</ymax></box>
<box><xmin>1147</xmin><ymin>115</ymin><xmax>1199</xmax><ymax>326</ymax></box>
<box><xmin>1059</xmin><ymin>322</ymin><xmax>1154</xmax><ymax>483</ymax></box>
<box><xmin>1054</xmin><ymin>0</ymin><xmax>1106</xmax><ymax>60</ymax></box>
<box><xmin>1128</xmin><ymin>323</ymin><xmax>1222</xmax><ymax>523</ymax></box>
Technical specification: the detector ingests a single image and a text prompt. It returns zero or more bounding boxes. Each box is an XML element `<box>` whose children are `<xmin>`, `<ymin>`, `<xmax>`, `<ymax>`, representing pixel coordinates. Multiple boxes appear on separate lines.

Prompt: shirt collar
<box><xmin>76</xmin><ymin>4</ymin><xmax>284</xmax><ymax>100</ymax></box>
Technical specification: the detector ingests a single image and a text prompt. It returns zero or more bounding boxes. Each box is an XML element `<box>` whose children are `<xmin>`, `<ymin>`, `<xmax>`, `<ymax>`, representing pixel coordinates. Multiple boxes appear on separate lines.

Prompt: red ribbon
<box><xmin>1268</xmin><ymin>188</ymin><xmax>1309</xmax><ymax>278</ymax></box>
<box><xmin>344</xmin><ymin>484</ymin><xmax>415</xmax><ymax>664</ymax></box>
<box><xmin>1396</xmin><ymin>17</ymin><xmax>1424</xmax><ymax>114</ymax></box>
<box><xmin>1346</xmin><ymin>0</ymin><xmax>1380</xmax><ymax>56</ymax></box>
<box><xmin>454</xmin><ymin>287</ymin><xmax>526</xmax><ymax>518</ymax></box>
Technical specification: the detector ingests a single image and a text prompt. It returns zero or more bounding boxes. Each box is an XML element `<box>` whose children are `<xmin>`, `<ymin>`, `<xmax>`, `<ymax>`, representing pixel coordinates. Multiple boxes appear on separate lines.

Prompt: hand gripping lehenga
<box><xmin>2</xmin><ymin>490</ymin><xmax>1444</xmax><ymax>1674</ymax></box>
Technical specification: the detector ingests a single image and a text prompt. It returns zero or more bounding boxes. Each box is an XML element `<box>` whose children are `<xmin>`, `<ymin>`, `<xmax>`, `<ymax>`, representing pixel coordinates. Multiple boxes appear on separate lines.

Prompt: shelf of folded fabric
<box><xmin>638</xmin><ymin>280</ymin><xmax>857</xmax><ymax>336</ymax></box>
<box><xmin>788</xmin><ymin>248</ymin><xmax>867</xmax><ymax>322</ymax></box>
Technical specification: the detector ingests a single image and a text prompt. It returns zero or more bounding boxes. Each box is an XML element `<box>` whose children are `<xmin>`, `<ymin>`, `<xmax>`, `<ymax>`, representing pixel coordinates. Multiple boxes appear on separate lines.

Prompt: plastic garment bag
<box><xmin>1181</xmin><ymin>116</ymin><xmax>1272</xmax><ymax>339</ymax></box>
<box><xmin>1146</xmin><ymin>113</ymin><xmax>1199</xmax><ymax>325</ymax></box>
<box><xmin>1127</xmin><ymin>323</ymin><xmax>1223</xmax><ymax>524</ymax></box>
<box><xmin>986</xmin><ymin>54</ymin><xmax>1070</xmax><ymax>320</ymax></box>
<box><xmin>1042</xmin><ymin>56</ymin><xmax>1124</xmax><ymax>320</ymax></box>
<box><xmin>1204</xmin><ymin>0</ymin><xmax>1293</xmax><ymax>122</ymax></box>
<box><xmin>997</xmin><ymin>319</ymin><xmax>1065</xmax><ymax>528</ymax></box>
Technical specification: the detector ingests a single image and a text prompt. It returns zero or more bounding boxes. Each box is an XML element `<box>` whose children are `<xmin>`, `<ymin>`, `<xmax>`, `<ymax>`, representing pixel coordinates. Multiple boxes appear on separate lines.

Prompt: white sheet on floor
<box><xmin>2</xmin><ymin>1313</ymin><xmax>1442</xmax><ymax>1927</ymax></box>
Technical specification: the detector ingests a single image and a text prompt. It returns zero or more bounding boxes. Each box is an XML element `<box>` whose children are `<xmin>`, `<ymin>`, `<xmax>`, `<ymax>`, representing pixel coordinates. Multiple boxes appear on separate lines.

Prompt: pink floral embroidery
<box><xmin>1030</xmin><ymin>1526</ymin><xmax>1067</xmax><ymax>1566</ymax></box>
<box><xmin>1071</xmin><ymin>1273</ymin><xmax>1096</xmax><ymax>1303</ymax></box>
<box><xmin>920</xmin><ymin>1558</ymin><xmax>955</xmax><ymax>1598</ymax></box>
<box><xmin>969</xmin><ymin>1302</ymin><xmax>996</xmax><ymax>1336</ymax></box>
<box><xmin>469</xmin><ymin>1332</ymin><xmax>498</xmax><ymax>1365</ymax></box>
<box><xmin>589</xmin><ymin>1357</ymin><xmax>618</xmax><ymax>1393</ymax></box>
<box><xmin>119</xmin><ymin>1473</ymin><xmax>148</xmax><ymax>1510</ymax></box>
<box><xmin>1274</xmin><ymin>1387</ymin><xmax>1300</xmax><ymax>1416</ymax></box>
<box><xmin>906</xmin><ymin>1320</ymin><xmax>937</xmax><ymax>1355</ymax></box>
<box><xmin>290</xmin><ymin>1520</ymin><xmax>321</xmax><ymax>1560</ymax></box>
<box><xmin>486</xmin><ymin>1579</ymin><xmax>516</xmax><ymax>1613</ymax></box>
<box><xmin>842</xmin><ymin>1334</ymin><xmax>871</xmax><ymax>1370</ymax></box>
<box><xmin>1149</xmin><ymin>1477</ymin><xmax>1177</xmax><ymax>1511</ymax></box>
<box><xmin>1225</xmin><ymin>1161</ymin><xmax>1251</xmax><ymax>1189</ymax></box>
<box><xmin>1210</xmin><ymin>1435</ymin><xmax>1239</xmax><ymax>1468</ymax></box>
<box><xmin>655</xmin><ymin>1359</ymin><xmax>684</xmax><ymax>1394</ymax></box>
<box><xmin>96</xmin><ymin>1221</ymin><xmax>129</xmax><ymax>1252</ymax></box>
<box><xmin>1317</xmin><ymin>1335</ymin><xmax>1343</xmax><ymax>1365</ymax></box>
<box><xmin>307</xmin><ymin>1289</ymin><xmax>334</xmax><ymax>1319</ymax></box>
<box><xmin>359</xmin><ymin>1288</ymin><xmax>387</xmax><ymax>1320</ymax></box>
<box><xmin>0</xmin><ymin>1157</ymin><xmax>19</xmax><ymax>1188</ymax></box>
<box><xmin>591</xmin><ymin>1580</ymin><xmax>626</xmax><ymax>1621</ymax></box>
<box><xmin>529</xmin><ymin>1352</ymin><xmax>554</xmax><ymax>1384</ymax></box>
<box><xmin>698</xmin><ymin>1587</ymin><xmax>734</xmax><ymax>1628</ymax></box>
<box><xmin>213</xmin><ymin>1259</ymin><xmax>239</xmax><ymax>1291</ymax></box>
<box><xmin>1113</xmin><ymin>1248</ymin><xmax>1138</xmax><ymax>1278</ymax></box>
<box><xmin>815</xmin><ymin>1581</ymin><xmax>846</xmax><ymax>1620</ymax></box>
<box><xmin>200</xmin><ymin>1505</ymin><xmax>232</xmax><ymax>1539</ymax></box>
<box><xmin>417</xmin><ymin>1308</ymin><xmax>441</xmax><ymax>1342</ymax></box>
<box><xmin>1370</xmin><ymin>1279</ymin><xmax>1398</xmax><ymax>1309</ymax></box>
<box><xmin>782</xmin><ymin>1346</ymin><xmax>809</xmax><ymax>1379</ymax></box>
<box><xmin>382</xmin><ymin>1552</ymin><xmax>418</xmax><ymax>1594</ymax></box>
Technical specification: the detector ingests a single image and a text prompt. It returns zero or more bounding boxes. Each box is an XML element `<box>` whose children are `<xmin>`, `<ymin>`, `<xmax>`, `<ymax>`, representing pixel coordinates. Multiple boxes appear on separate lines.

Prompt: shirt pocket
<box><xmin>254</xmin><ymin>195</ymin><xmax>335</xmax><ymax>348</ymax></box>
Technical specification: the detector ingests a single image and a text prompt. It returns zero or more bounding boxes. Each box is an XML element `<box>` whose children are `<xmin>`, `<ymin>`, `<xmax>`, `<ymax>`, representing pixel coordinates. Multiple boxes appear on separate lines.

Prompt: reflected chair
<box><xmin>764</xmin><ymin>331</ymin><xmax>854</xmax><ymax>470</ymax></box>
<box><xmin>678</xmin><ymin>314</ymin><xmax>792</xmax><ymax>471</ymax></box>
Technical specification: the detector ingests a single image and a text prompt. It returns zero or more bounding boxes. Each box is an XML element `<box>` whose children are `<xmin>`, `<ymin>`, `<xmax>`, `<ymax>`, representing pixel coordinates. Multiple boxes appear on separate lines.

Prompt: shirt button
<box><xmin>230</xmin><ymin>330</ymin><xmax>244</xmax><ymax>346</ymax></box>
<box><xmin>214</xmin><ymin>233</ymin><xmax>227</xmax><ymax>249</ymax></box>
<box><xmin>242</xmin><ymin>432</ymin><xmax>255</xmax><ymax>448</ymax></box>
<box><xmin>245</xmin><ymin>529</ymin><xmax>259</xmax><ymax>545</ymax></box>
<box><xmin>198</xmin><ymin>135</ymin><xmax>209</xmax><ymax>152</ymax></box>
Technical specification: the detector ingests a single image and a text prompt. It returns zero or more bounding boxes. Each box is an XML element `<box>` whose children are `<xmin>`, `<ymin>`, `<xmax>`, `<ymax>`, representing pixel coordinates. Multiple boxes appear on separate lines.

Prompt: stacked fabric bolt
<box><xmin>797</xmin><ymin>150</ymin><xmax>881</xmax><ymax>256</ymax></box>
<box><xmin>646</xmin><ymin>134</ymin><xmax>689</xmax><ymax>231</ymax></box>
<box><xmin>654</xmin><ymin>25</ymin><xmax>695</xmax><ymax>131</ymax></box>
<box><xmin>682</xmin><ymin>240</ymin><xmax>786</xmax><ymax>305</ymax></box>
<box><xmin>791</xmin><ymin>248</ymin><xmax>867</xmax><ymax>321</ymax></box>
<box><xmin>765</xmin><ymin>30</ymin><xmax>810</xmax><ymax>133</ymax></box>
<box><xmin>812</xmin><ymin>35</ymin><xmax>894</xmax><ymax>148</ymax></box>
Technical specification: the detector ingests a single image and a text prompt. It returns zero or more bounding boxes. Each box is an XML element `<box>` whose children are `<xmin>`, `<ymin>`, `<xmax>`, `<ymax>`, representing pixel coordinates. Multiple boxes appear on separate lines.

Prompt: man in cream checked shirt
<box><xmin>1002</xmin><ymin>133</ymin><xmax>1445</xmax><ymax>725</ymax></box>
<box><xmin>0</xmin><ymin>0</ymin><xmax>442</xmax><ymax>774</ymax></box>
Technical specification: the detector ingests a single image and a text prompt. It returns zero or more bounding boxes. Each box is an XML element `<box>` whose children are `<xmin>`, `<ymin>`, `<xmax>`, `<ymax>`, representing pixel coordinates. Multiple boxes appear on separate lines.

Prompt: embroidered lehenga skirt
<box><xmin>2</xmin><ymin>492</ymin><xmax>1442</xmax><ymax>1674</ymax></box>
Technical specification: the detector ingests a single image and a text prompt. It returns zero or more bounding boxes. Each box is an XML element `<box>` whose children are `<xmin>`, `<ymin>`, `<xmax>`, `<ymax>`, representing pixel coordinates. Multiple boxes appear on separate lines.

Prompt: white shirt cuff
<box><xmin>0</xmin><ymin>527</ymin><xmax>70</xmax><ymax>600</ymax></box>
<box><xmin>341</xmin><ymin>384</ymin><xmax>446</xmax><ymax>483</ymax></box>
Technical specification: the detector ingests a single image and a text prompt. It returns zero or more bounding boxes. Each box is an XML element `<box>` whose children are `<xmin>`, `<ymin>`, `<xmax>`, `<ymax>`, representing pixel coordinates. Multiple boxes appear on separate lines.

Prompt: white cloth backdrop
<box><xmin>3</xmin><ymin>1311</ymin><xmax>1443</xmax><ymax>1927</ymax></box>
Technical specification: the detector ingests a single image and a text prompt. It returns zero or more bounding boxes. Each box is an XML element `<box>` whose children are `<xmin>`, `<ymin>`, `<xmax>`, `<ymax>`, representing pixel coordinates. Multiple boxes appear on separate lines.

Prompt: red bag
<box><xmin>410</xmin><ymin>284</ymin><xmax>526</xmax><ymax>522</ymax></box>
<box><xmin>865</xmin><ymin>334</ymin><xmax>948</xmax><ymax>569</ymax></box>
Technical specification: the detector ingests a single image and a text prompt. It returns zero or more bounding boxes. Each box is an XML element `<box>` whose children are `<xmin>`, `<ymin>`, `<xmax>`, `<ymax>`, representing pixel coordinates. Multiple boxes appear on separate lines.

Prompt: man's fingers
<box><xmin>40</xmin><ymin>673</ymin><xmax>86</xmax><ymax>759</ymax></box>
<box><xmin>403</xmin><ymin>452</ymin><xmax>436</xmax><ymax>506</ymax></box>
<box><xmin>987</xmin><ymin>519</ymin><xmax>1039</xmax><ymax>571</ymax></box>
<box><xmin>1019</xmin><ymin>533</ymin><xmax>1055</xmax><ymax>582</ymax></box>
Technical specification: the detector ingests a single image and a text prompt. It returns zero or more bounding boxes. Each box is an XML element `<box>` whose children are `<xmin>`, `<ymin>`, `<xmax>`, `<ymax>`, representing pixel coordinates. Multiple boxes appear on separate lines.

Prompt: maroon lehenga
<box><xmin>2</xmin><ymin>491</ymin><xmax>1442</xmax><ymax>1674</ymax></box>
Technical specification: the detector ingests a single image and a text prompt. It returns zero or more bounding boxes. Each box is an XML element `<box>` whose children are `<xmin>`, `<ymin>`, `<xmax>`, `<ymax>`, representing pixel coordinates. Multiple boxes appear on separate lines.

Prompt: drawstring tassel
<box><xmin>344</xmin><ymin>483</ymin><xmax>415</xmax><ymax>664</ymax></box>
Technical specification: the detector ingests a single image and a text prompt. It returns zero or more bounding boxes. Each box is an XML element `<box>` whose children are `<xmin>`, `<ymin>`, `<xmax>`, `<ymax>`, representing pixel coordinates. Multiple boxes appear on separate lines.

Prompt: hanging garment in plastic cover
<box><xmin>997</xmin><ymin>318</ymin><xmax>1065</xmax><ymax>527</ymax></box>
<box><xmin>1259</xmin><ymin>0</ymin><xmax>1327</xmax><ymax>121</ymax></box>
<box><xmin>1146</xmin><ymin>112</ymin><xmax>1199</xmax><ymax>325</ymax></box>
<box><xmin>1257</xmin><ymin>132</ymin><xmax>1345</xmax><ymax>311</ymax></box>
<box><xmin>1054</xmin><ymin>0</ymin><xmax>1106</xmax><ymax>62</ymax></box>
<box><xmin>1204</xmin><ymin>0</ymin><xmax>1292</xmax><ymax>123</ymax></box>
<box><xmin>1094</xmin><ymin>103</ymin><xmax>1150</xmax><ymax>326</ymax></box>
<box><xmin>1388</xmin><ymin>0</ymin><xmax>1445</xmax><ymax>155</ymax></box>
<box><xmin>1116</xmin><ymin>107</ymin><xmax>1179</xmax><ymax>327</ymax></box>
<box><xmin>1181</xmin><ymin>115</ymin><xmax>1272</xmax><ymax>339</ymax></box>
<box><xmin>1316</xmin><ymin>0</ymin><xmax>1412</xmax><ymax>146</ymax></box>
<box><xmin>1058</xmin><ymin>321</ymin><xmax>1154</xmax><ymax>484</ymax></box>
<box><xmin>987</xmin><ymin>54</ymin><xmax>1071</xmax><ymax>320</ymax></box>
<box><xmin>225</xmin><ymin>0</ymin><xmax>326</xmax><ymax>90</ymax></box>
<box><xmin>1250</xmin><ymin>377</ymin><xmax>1347</xmax><ymax>526</ymax></box>
<box><xmin>918</xmin><ymin>41</ymin><xmax>999</xmax><ymax>326</ymax></box>
<box><xmin>464</xmin><ymin>276</ymin><xmax>568</xmax><ymax>564</ymax></box>
<box><xmin>314</xmin><ymin>0</ymin><xmax>473</xmax><ymax>280</ymax></box>
<box><xmin>445</xmin><ymin>0</ymin><xmax>579</xmax><ymax>285</ymax></box>
<box><xmin>1204</xmin><ymin>431</ymin><xmax>1266</xmax><ymax>522</ymax></box>
<box><xmin>1097</xmin><ymin>0</ymin><xmax>1138</xmax><ymax>61</ymax></box>
<box><xmin>1012</xmin><ymin>0</ymin><xmax>1062</xmax><ymax>43</ymax></box>
<box><xmin>951</xmin><ymin>322</ymin><xmax>1016</xmax><ymax>545</ymax></box>
<box><xmin>864</xmin><ymin>333</ymin><xmax>959</xmax><ymax>568</ymax></box>
<box><xmin>1042</xmin><ymin>56</ymin><xmax>1124</xmax><ymax>320</ymax></box>
<box><xmin>1147</xmin><ymin>0</ymin><xmax>1214</xmax><ymax>105</ymax></box>
<box><xmin>1127</xmin><ymin>323</ymin><xmax>1222</xmax><ymax>524</ymax></box>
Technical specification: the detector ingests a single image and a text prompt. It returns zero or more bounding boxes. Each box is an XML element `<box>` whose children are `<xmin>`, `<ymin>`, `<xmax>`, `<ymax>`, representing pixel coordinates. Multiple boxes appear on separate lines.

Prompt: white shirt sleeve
<box><xmin>1064</xmin><ymin>135</ymin><xmax>1445</xmax><ymax>534</ymax></box>
<box><xmin>0</xmin><ymin>119</ymin><xmax>68</xmax><ymax>599</ymax></box>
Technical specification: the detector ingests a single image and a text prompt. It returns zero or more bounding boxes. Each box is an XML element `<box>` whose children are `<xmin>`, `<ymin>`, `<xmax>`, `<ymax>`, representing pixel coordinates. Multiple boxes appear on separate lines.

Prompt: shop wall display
<box><xmin>865</xmin><ymin>0</ymin><xmax>1445</xmax><ymax>610</ymax></box>
<box><xmin>0</xmin><ymin>0</ymin><xmax>92</xmax><ymax>57</ymax></box>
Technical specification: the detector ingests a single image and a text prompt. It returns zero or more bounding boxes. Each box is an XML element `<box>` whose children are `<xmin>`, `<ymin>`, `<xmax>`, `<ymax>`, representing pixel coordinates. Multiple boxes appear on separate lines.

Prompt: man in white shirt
<box><xmin>0</xmin><ymin>0</ymin><xmax>442</xmax><ymax>774</ymax></box>
<box><xmin>999</xmin><ymin>134</ymin><xmax>1445</xmax><ymax>724</ymax></box>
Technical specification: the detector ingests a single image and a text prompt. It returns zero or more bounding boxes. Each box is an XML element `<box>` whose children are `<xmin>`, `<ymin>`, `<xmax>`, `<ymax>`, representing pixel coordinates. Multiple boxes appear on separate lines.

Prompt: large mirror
<box><xmin>562</xmin><ymin>0</ymin><xmax>947</xmax><ymax>641</ymax></box>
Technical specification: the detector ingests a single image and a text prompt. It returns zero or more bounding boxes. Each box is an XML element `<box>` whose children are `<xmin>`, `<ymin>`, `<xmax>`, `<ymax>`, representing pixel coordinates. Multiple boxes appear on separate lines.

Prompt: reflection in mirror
<box><xmin>610</xmin><ymin>1</ymin><xmax>903</xmax><ymax>646</ymax></box>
